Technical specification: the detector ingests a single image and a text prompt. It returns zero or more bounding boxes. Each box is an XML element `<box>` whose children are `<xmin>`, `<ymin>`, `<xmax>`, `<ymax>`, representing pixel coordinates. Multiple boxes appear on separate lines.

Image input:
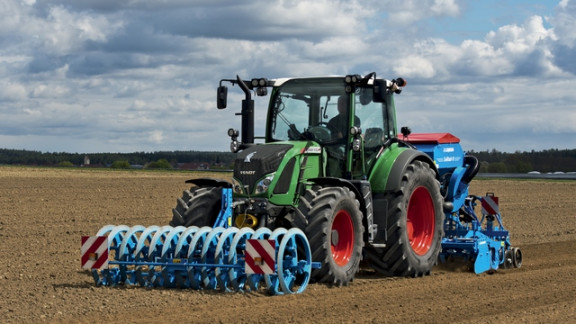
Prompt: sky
<box><xmin>0</xmin><ymin>0</ymin><xmax>575</xmax><ymax>153</ymax></box>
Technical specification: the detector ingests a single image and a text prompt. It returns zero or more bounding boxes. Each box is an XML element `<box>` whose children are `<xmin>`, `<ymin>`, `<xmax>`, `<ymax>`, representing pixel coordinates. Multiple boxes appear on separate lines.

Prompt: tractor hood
<box><xmin>232</xmin><ymin>141</ymin><xmax>323</xmax><ymax>198</ymax></box>
<box><xmin>233</xmin><ymin>144</ymin><xmax>293</xmax><ymax>193</ymax></box>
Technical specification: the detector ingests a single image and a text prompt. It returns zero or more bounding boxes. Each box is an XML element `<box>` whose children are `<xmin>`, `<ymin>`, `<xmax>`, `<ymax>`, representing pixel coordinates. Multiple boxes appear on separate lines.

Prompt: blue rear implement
<box><xmin>405</xmin><ymin>133</ymin><xmax>522</xmax><ymax>273</ymax></box>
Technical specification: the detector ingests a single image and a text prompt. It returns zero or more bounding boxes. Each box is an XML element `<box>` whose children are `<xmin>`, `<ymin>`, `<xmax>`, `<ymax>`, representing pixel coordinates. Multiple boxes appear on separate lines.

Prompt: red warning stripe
<box><xmin>252</xmin><ymin>240</ymin><xmax>275</xmax><ymax>267</ymax></box>
<box><xmin>81</xmin><ymin>236</ymin><xmax>108</xmax><ymax>269</ymax></box>
<box><xmin>245</xmin><ymin>239</ymin><xmax>275</xmax><ymax>275</ymax></box>
<box><xmin>481</xmin><ymin>196</ymin><xmax>499</xmax><ymax>215</ymax></box>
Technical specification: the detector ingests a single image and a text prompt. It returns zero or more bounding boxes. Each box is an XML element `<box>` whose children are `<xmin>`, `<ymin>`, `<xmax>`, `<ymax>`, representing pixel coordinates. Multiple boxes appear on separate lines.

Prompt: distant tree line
<box><xmin>469</xmin><ymin>148</ymin><xmax>576</xmax><ymax>173</ymax></box>
<box><xmin>0</xmin><ymin>148</ymin><xmax>574</xmax><ymax>173</ymax></box>
<box><xmin>0</xmin><ymin>149</ymin><xmax>235</xmax><ymax>169</ymax></box>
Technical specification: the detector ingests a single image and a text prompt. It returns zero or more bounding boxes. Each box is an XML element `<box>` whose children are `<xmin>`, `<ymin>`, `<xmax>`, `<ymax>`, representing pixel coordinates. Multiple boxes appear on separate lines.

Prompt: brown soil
<box><xmin>1</xmin><ymin>167</ymin><xmax>575</xmax><ymax>323</ymax></box>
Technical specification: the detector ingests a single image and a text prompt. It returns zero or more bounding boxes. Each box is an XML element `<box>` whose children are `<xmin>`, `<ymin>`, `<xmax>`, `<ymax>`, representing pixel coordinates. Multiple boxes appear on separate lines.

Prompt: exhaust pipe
<box><xmin>236</xmin><ymin>75</ymin><xmax>255</xmax><ymax>147</ymax></box>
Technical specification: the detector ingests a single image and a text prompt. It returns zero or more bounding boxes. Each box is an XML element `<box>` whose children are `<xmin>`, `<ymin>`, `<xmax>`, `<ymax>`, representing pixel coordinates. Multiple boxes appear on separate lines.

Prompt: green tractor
<box><xmin>170</xmin><ymin>73</ymin><xmax>445</xmax><ymax>285</ymax></box>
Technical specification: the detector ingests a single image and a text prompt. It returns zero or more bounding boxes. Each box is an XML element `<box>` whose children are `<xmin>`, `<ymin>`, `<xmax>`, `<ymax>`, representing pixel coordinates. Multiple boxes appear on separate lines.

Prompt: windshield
<box><xmin>268</xmin><ymin>78</ymin><xmax>391</xmax><ymax>144</ymax></box>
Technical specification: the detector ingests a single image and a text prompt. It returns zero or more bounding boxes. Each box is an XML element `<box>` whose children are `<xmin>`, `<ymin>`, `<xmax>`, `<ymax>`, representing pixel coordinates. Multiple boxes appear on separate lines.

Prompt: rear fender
<box><xmin>384</xmin><ymin>149</ymin><xmax>438</xmax><ymax>192</ymax></box>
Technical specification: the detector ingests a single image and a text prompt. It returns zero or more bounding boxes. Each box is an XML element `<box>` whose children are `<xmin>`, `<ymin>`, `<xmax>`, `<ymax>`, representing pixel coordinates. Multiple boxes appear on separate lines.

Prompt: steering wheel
<box><xmin>306</xmin><ymin>122</ymin><xmax>332</xmax><ymax>142</ymax></box>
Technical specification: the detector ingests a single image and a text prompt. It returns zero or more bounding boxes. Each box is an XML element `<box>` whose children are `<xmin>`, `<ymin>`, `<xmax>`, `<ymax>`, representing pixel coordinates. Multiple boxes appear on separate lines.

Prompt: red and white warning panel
<box><xmin>81</xmin><ymin>236</ymin><xmax>109</xmax><ymax>270</ymax></box>
<box><xmin>245</xmin><ymin>239</ymin><xmax>276</xmax><ymax>274</ymax></box>
<box><xmin>481</xmin><ymin>195</ymin><xmax>500</xmax><ymax>215</ymax></box>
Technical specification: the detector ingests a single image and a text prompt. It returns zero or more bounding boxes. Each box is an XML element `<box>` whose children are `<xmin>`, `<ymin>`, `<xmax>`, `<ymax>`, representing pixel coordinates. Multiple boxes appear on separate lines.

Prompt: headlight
<box><xmin>254</xmin><ymin>174</ymin><xmax>275</xmax><ymax>194</ymax></box>
<box><xmin>231</xmin><ymin>178</ymin><xmax>245</xmax><ymax>194</ymax></box>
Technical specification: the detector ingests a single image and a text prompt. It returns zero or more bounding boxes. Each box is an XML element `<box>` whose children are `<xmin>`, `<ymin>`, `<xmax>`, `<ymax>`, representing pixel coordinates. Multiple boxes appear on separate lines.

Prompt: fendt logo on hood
<box><xmin>244</xmin><ymin>152</ymin><xmax>256</xmax><ymax>163</ymax></box>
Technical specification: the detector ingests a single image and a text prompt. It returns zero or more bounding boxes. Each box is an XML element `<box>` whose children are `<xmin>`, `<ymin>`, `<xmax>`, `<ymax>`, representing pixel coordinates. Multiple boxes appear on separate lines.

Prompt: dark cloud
<box><xmin>35</xmin><ymin>0</ymin><xmax>230</xmax><ymax>12</ymax></box>
<box><xmin>514</xmin><ymin>48</ymin><xmax>553</xmax><ymax>76</ymax></box>
<box><xmin>66</xmin><ymin>52</ymin><xmax>158</xmax><ymax>76</ymax></box>
<box><xmin>26</xmin><ymin>55</ymin><xmax>68</xmax><ymax>74</ymax></box>
<box><xmin>147</xmin><ymin>6</ymin><xmax>342</xmax><ymax>42</ymax></box>
<box><xmin>552</xmin><ymin>44</ymin><xmax>576</xmax><ymax>74</ymax></box>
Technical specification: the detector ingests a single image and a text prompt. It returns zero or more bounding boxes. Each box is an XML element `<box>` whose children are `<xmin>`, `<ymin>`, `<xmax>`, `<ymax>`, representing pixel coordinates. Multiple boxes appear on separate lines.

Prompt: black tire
<box><xmin>295</xmin><ymin>186</ymin><xmax>364</xmax><ymax>286</ymax></box>
<box><xmin>366</xmin><ymin>160</ymin><xmax>443</xmax><ymax>277</ymax></box>
<box><xmin>512</xmin><ymin>247</ymin><xmax>522</xmax><ymax>268</ymax></box>
<box><xmin>169</xmin><ymin>186</ymin><xmax>222</xmax><ymax>227</ymax></box>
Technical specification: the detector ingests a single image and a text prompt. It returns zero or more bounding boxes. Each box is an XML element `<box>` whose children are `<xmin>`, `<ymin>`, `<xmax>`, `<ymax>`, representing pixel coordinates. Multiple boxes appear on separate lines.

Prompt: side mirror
<box><xmin>217</xmin><ymin>85</ymin><xmax>228</xmax><ymax>109</ymax></box>
<box><xmin>401</xmin><ymin>126</ymin><xmax>412</xmax><ymax>138</ymax></box>
<box><xmin>372</xmin><ymin>79</ymin><xmax>386</xmax><ymax>103</ymax></box>
<box><xmin>359</xmin><ymin>88</ymin><xmax>372</xmax><ymax>105</ymax></box>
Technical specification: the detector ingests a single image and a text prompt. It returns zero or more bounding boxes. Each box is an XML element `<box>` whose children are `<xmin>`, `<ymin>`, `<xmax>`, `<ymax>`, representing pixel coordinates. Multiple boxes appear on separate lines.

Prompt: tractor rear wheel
<box><xmin>295</xmin><ymin>186</ymin><xmax>364</xmax><ymax>286</ymax></box>
<box><xmin>366</xmin><ymin>160</ymin><xmax>443</xmax><ymax>277</ymax></box>
<box><xmin>169</xmin><ymin>186</ymin><xmax>222</xmax><ymax>227</ymax></box>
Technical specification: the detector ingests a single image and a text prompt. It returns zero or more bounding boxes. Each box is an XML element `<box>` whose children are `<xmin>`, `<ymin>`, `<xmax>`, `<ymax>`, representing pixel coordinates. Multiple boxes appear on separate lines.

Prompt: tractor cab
<box><xmin>219</xmin><ymin>74</ymin><xmax>406</xmax><ymax>180</ymax></box>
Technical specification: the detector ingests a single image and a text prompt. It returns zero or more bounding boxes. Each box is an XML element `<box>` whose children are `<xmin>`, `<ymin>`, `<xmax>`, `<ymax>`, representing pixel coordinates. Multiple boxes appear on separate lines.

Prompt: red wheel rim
<box><xmin>406</xmin><ymin>186</ymin><xmax>435</xmax><ymax>256</ymax></box>
<box><xmin>331</xmin><ymin>209</ymin><xmax>354</xmax><ymax>266</ymax></box>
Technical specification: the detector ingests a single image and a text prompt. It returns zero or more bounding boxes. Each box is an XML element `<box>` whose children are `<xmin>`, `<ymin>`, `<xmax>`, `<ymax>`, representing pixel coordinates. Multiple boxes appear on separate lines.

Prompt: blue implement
<box><xmin>85</xmin><ymin>225</ymin><xmax>316</xmax><ymax>295</ymax></box>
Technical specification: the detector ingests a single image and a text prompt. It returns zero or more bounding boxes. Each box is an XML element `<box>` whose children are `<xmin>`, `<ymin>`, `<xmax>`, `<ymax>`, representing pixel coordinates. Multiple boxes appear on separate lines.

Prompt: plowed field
<box><xmin>1</xmin><ymin>167</ymin><xmax>575</xmax><ymax>323</ymax></box>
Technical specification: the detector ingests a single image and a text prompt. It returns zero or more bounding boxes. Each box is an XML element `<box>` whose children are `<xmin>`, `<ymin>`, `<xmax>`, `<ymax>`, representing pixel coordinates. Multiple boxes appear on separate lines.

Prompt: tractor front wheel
<box><xmin>366</xmin><ymin>160</ymin><xmax>443</xmax><ymax>277</ymax></box>
<box><xmin>170</xmin><ymin>186</ymin><xmax>222</xmax><ymax>227</ymax></box>
<box><xmin>295</xmin><ymin>186</ymin><xmax>364</xmax><ymax>286</ymax></box>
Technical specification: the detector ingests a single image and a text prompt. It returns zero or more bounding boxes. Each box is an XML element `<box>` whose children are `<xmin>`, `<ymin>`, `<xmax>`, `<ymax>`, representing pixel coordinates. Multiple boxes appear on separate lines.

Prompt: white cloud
<box><xmin>387</xmin><ymin>10</ymin><xmax>571</xmax><ymax>80</ymax></box>
<box><xmin>148</xmin><ymin>130</ymin><xmax>164</xmax><ymax>144</ymax></box>
<box><xmin>393</xmin><ymin>55</ymin><xmax>437</xmax><ymax>78</ymax></box>
<box><xmin>486</xmin><ymin>16</ymin><xmax>554</xmax><ymax>53</ymax></box>
<box><xmin>553</xmin><ymin>0</ymin><xmax>576</xmax><ymax>46</ymax></box>
<box><xmin>30</xmin><ymin>84</ymin><xmax>70</xmax><ymax>99</ymax></box>
<box><xmin>258</xmin><ymin>0</ymin><xmax>364</xmax><ymax>37</ymax></box>
<box><xmin>0</xmin><ymin>0</ymin><xmax>574</xmax><ymax>153</ymax></box>
<box><xmin>380</xmin><ymin>0</ymin><xmax>461</xmax><ymax>25</ymax></box>
<box><xmin>1</xmin><ymin>1</ymin><xmax>123</xmax><ymax>58</ymax></box>
<box><xmin>0</xmin><ymin>81</ymin><xmax>27</xmax><ymax>102</ymax></box>
<box><xmin>431</xmin><ymin>0</ymin><xmax>460</xmax><ymax>16</ymax></box>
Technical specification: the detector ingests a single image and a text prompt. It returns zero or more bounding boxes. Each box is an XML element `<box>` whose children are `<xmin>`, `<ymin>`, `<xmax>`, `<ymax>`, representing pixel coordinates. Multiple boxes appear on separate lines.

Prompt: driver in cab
<box><xmin>328</xmin><ymin>96</ymin><xmax>360</xmax><ymax>141</ymax></box>
<box><xmin>325</xmin><ymin>96</ymin><xmax>361</xmax><ymax>177</ymax></box>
